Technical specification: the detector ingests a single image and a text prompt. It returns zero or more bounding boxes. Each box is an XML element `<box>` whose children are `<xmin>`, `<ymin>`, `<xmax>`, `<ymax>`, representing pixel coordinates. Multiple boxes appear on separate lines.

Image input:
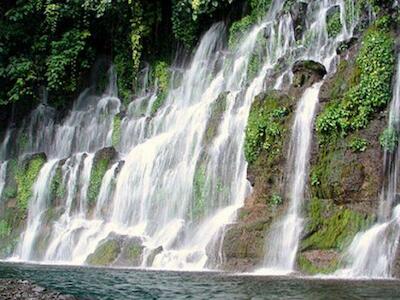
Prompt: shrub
<box><xmin>348</xmin><ymin>137</ymin><xmax>368</xmax><ymax>152</ymax></box>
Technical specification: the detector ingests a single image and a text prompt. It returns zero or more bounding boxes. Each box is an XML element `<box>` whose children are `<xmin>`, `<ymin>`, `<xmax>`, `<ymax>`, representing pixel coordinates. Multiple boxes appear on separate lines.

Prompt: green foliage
<box><xmin>228</xmin><ymin>16</ymin><xmax>254</xmax><ymax>48</ymax></box>
<box><xmin>112</xmin><ymin>115</ymin><xmax>122</xmax><ymax>147</ymax></box>
<box><xmin>15</xmin><ymin>155</ymin><xmax>46</xmax><ymax>212</ymax></box>
<box><xmin>380</xmin><ymin>127</ymin><xmax>398</xmax><ymax>152</ymax></box>
<box><xmin>269</xmin><ymin>194</ymin><xmax>282</xmax><ymax>206</ymax></box>
<box><xmin>0</xmin><ymin>220</ymin><xmax>11</xmax><ymax>239</ymax></box>
<box><xmin>50</xmin><ymin>167</ymin><xmax>65</xmax><ymax>200</ymax></box>
<box><xmin>348</xmin><ymin>137</ymin><xmax>368</xmax><ymax>153</ymax></box>
<box><xmin>151</xmin><ymin>61</ymin><xmax>170</xmax><ymax>114</ymax></box>
<box><xmin>244</xmin><ymin>94</ymin><xmax>290</xmax><ymax>164</ymax></box>
<box><xmin>282</xmin><ymin>0</ymin><xmax>296</xmax><ymax>13</ymax></box>
<box><xmin>46</xmin><ymin>29</ymin><xmax>91</xmax><ymax>93</ymax></box>
<box><xmin>228</xmin><ymin>0</ymin><xmax>271</xmax><ymax>48</ymax></box>
<box><xmin>327</xmin><ymin>11</ymin><xmax>342</xmax><ymax>38</ymax></box>
<box><xmin>316</xmin><ymin>23</ymin><xmax>395</xmax><ymax>142</ymax></box>
<box><xmin>172</xmin><ymin>0</ymin><xmax>235</xmax><ymax>47</ymax></box>
<box><xmin>88</xmin><ymin>157</ymin><xmax>110</xmax><ymax>206</ymax></box>
<box><xmin>0</xmin><ymin>0</ymin><xmax>165</xmax><ymax>108</ymax></box>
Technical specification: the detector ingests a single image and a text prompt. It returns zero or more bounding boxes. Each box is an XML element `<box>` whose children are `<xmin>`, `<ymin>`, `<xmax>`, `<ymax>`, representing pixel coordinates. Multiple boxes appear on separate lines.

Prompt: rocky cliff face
<box><xmin>220</xmin><ymin>5</ymin><xmax>400</xmax><ymax>274</ymax></box>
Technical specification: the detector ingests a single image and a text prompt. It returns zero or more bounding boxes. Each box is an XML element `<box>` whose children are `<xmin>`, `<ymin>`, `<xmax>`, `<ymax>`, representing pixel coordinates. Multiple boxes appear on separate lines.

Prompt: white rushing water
<box><xmin>2</xmin><ymin>0</ymin><xmax>368</xmax><ymax>271</ymax></box>
<box><xmin>0</xmin><ymin>161</ymin><xmax>7</xmax><ymax>200</ymax></box>
<box><xmin>257</xmin><ymin>82</ymin><xmax>322</xmax><ymax>275</ymax></box>
<box><xmin>334</xmin><ymin>55</ymin><xmax>400</xmax><ymax>279</ymax></box>
<box><xmin>17</xmin><ymin>160</ymin><xmax>59</xmax><ymax>260</ymax></box>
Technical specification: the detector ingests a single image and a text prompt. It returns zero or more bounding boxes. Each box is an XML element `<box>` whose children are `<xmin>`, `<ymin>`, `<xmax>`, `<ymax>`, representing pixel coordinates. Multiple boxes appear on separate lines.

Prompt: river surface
<box><xmin>0</xmin><ymin>262</ymin><xmax>400</xmax><ymax>299</ymax></box>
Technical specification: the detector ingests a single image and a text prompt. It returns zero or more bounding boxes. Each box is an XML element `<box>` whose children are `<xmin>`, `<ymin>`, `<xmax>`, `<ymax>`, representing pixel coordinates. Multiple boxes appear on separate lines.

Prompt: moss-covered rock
<box><xmin>87</xmin><ymin>147</ymin><xmax>117</xmax><ymax>208</ymax></box>
<box><xmin>288</xmin><ymin>1</ymin><xmax>308</xmax><ymax>41</ymax></box>
<box><xmin>298</xmin><ymin>197</ymin><xmax>374</xmax><ymax>274</ymax></box>
<box><xmin>326</xmin><ymin>6</ymin><xmax>342</xmax><ymax>38</ymax></box>
<box><xmin>112</xmin><ymin>114</ymin><xmax>122</xmax><ymax>148</ymax></box>
<box><xmin>292</xmin><ymin>60</ymin><xmax>327</xmax><ymax>89</ymax></box>
<box><xmin>16</xmin><ymin>153</ymin><xmax>47</xmax><ymax>213</ymax></box>
<box><xmin>204</xmin><ymin>93</ymin><xmax>227</xmax><ymax>146</ymax></box>
<box><xmin>220</xmin><ymin>90</ymin><xmax>296</xmax><ymax>271</ymax></box>
<box><xmin>244</xmin><ymin>90</ymin><xmax>294</xmax><ymax>206</ymax></box>
<box><xmin>87</xmin><ymin>234</ymin><xmax>145</xmax><ymax>267</ymax></box>
<box><xmin>220</xmin><ymin>214</ymin><xmax>272</xmax><ymax>272</ymax></box>
<box><xmin>316</xmin><ymin>21</ymin><xmax>395</xmax><ymax>141</ymax></box>
<box><xmin>86</xmin><ymin>236</ymin><xmax>122</xmax><ymax>266</ymax></box>
<box><xmin>114</xmin><ymin>237</ymin><xmax>144</xmax><ymax>267</ymax></box>
<box><xmin>151</xmin><ymin>61</ymin><xmax>171</xmax><ymax>115</ymax></box>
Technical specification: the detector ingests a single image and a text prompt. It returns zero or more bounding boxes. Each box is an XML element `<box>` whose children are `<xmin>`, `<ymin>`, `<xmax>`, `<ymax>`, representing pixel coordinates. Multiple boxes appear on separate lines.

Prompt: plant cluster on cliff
<box><xmin>0</xmin><ymin>0</ymin><xmax>246</xmax><ymax>119</ymax></box>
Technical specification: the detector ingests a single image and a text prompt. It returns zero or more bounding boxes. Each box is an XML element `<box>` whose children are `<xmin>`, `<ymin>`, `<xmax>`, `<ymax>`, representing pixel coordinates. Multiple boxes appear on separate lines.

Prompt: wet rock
<box><xmin>292</xmin><ymin>60</ymin><xmax>327</xmax><ymax>88</ymax></box>
<box><xmin>0</xmin><ymin>279</ymin><xmax>77</xmax><ymax>299</ymax></box>
<box><xmin>114</xmin><ymin>236</ymin><xmax>145</xmax><ymax>267</ymax></box>
<box><xmin>146</xmin><ymin>246</ymin><xmax>164</xmax><ymax>266</ymax></box>
<box><xmin>336</xmin><ymin>37</ymin><xmax>358</xmax><ymax>55</ymax></box>
<box><xmin>289</xmin><ymin>1</ymin><xmax>308</xmax><ymax>41</ymax></box>
<box><xmin>93</xmin><ymin>146</ymin><xmax>118</xmax><ymax>166</ymax></box>
<box><xmin>86</xmin><ymin>234</ymin><xmax>123</xmax><ymax>266</ymax></box>
<box><xmin>87</xmin><ymin>234</ymin><xmax>145</xmax><ymax>267</ymax></box>
<box><xmin>298</xmin><ymin>249</ymin><xmax>339</xmax><ymax>274</ymax></box>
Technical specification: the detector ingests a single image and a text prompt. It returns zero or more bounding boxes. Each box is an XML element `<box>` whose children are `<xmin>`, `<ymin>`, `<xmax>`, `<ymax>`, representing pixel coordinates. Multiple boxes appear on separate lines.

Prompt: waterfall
<box><xmin>257</xmin><ymin>83</ymin><xmax>322</xmax><ymax>275</ymax></box>
<box><xmin>17</xmin><ymin>160</ymin><xmax>59</xmax><ymax>260</ymax></box>
<box><xmin>334</xmin><ymin>55</ymin><xmax>400</xmax><ymax>278</ymax></box>
<box><xmin>255</xmin><ymin>0</ymin><xmax>362</xmax><ymax>275</ymax></box>
<box><xmin>0</xmin><ymin>161</ymin><xmax>7</xmax><ymax>200</ymax></box>
<box><xmin>2</xmin><ymin>0</ymin><xmax>365</xmax><ymax>270</ymax></box>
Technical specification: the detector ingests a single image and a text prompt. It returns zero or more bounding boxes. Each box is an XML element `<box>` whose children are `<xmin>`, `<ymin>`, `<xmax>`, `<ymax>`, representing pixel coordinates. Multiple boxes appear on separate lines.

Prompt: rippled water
<box><xmin>1</xmin><ymin>263</ymin><xmax>400</xmax><ymax>299</ymax></box>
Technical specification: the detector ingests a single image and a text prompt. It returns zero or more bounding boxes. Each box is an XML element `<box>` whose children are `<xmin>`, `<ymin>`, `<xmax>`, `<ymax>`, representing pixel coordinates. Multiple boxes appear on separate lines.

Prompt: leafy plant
<box><xmin>316</xmin><ymin>21</ymin><xmax>395</xmax><ymax>142</ymax></box>
<box><xmin>270</xmin><ymin>194</ymin><xmax>282</xmax><ymax>206</ymax></box>
<box><xmin>380</xmin><ymin>127</ymin><xmax>398</xmax><ymax>152</ymax></box>
<box><xmin>349</xmin><ymin>137</ymin><xmax>368</xmax><ymax>153</ymax></box>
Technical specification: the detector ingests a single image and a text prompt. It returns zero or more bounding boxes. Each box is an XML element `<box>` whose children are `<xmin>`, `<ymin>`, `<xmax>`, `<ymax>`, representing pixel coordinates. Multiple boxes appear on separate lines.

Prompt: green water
<box><xmin>0</xmin><ymin>262</ymin><xmax>399</xmax><ymax>299</ymax></box>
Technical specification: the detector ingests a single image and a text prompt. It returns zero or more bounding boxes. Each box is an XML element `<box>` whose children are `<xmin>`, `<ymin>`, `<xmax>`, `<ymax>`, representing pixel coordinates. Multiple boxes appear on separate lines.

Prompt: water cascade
<box><xmin>1</xmin><ymin>0</ymin><xmax>367</xmax><ymax>271</ymax></box>
<box><xmin>334</xmin><ymin>55</ymin><xmax>400</xmax><ymax>278</ymax></box>
<box><xmin>258</xmin><ymin>82</ymin><xmax>322</xmax><ymax>275</ymax></box>
<box><xmin>256</xmin><ymin>0</ymin><xmax>361</xmax><ymax>274</ymax></box>
<box><xmin>0</xmin><ymin>161</ymin><xmax>7</xmax><ymax>200</ymax></box>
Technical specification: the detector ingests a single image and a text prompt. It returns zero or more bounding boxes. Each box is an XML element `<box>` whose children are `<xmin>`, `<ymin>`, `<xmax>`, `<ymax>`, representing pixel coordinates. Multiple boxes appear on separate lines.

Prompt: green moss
<box><xmin>269</xmin><ymin>194</ymin><xmax>282</xmax><ymax>206</ymax></box>
<box><xmin>379</xmin><ymin>127</ymin><xmax>398</xmax><ymax>152</ymax></box>
<box><xmin>16</xmin><ymin>155</ymin><xmax>46</xmax><ymax>212</ymax></box>
<box><xmin>316</xmin><ymin>22</ymin><xmax>395</xmax><ymax>142</ymax></box>
<box><xmin>327</xmin><ymin>10</ymin><xmax>342</xmax><ymax>38</ymax></box>
<box><xmin>244</xmin><ymin>93</ymin><xmax>290</xmax><ymax>164</ymax></box>
<box><xmin>126</xmin><ymin>244</ymin><xmax>142</xmax><ymax>262</ymax></box>
<box><xmin>193</xmin><ymin>165</ymin><xmax>207</xmax><ymax>220</ymax></box>
<box><xmin>86</xmin><ymin>239</ymin><xmax>120</xmax><ymax>266</ymax></box>
<box><xmin>229</xmin><ymin>16</ymin><xmax>254</xmax><ymax>48</ymax></box>
<box><xmin>205</xmin><ymin>94</ymin><xmax>227</xmax><ymax>144</ymax></box>
<box><xmin>87</xmin><ymin>158</ymin><xmax>110</xmax><ymax>206</ymax></box>
<box><xmin>151</xmin><ymin>61</ymin><xmax>171</xmax><ymax>115</ymax></box>
<box><xmin>0</xmin><ymin>220</ymin><xmax>11</xmax><ymax>239</ymax></box>
<box><xmin>228</xmin><ymin>0</ymin><xmax>271</xmax><ymax>48</ymax></box>
<box><xmin>50</xmin><ymin>166</ymin><xmax>65</xmax><ymax>200</ymax></box>
<box><xmin>112</xmin><ymin>115</ymin><xmax>122</xmax><ymax>147</ymax></box>
<box><xmin>298</xmin><ymin>253</ymin><xmax>339</xmax><ymax>275</ymax></box>
<box><xmin>302</xmin><ymin>198</ymin><xmax>373</xmax><ymax>251</ymax></box>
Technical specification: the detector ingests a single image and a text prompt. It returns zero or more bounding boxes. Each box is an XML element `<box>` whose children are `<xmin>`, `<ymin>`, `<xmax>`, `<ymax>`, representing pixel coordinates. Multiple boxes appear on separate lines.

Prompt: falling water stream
<box><xmin>257</xmin><ymin>82</ymin><xmax>322</xmax><ymax>275</ymax></box>
<box><xmin>334</xmin><ymin>55</ymin><xmax>400</xmax><ymax>278</ymax></box>
<box><xmin>0</xmin><ymin>0</ymin><xmax>375</xmax><ymax>274</ymax></box>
